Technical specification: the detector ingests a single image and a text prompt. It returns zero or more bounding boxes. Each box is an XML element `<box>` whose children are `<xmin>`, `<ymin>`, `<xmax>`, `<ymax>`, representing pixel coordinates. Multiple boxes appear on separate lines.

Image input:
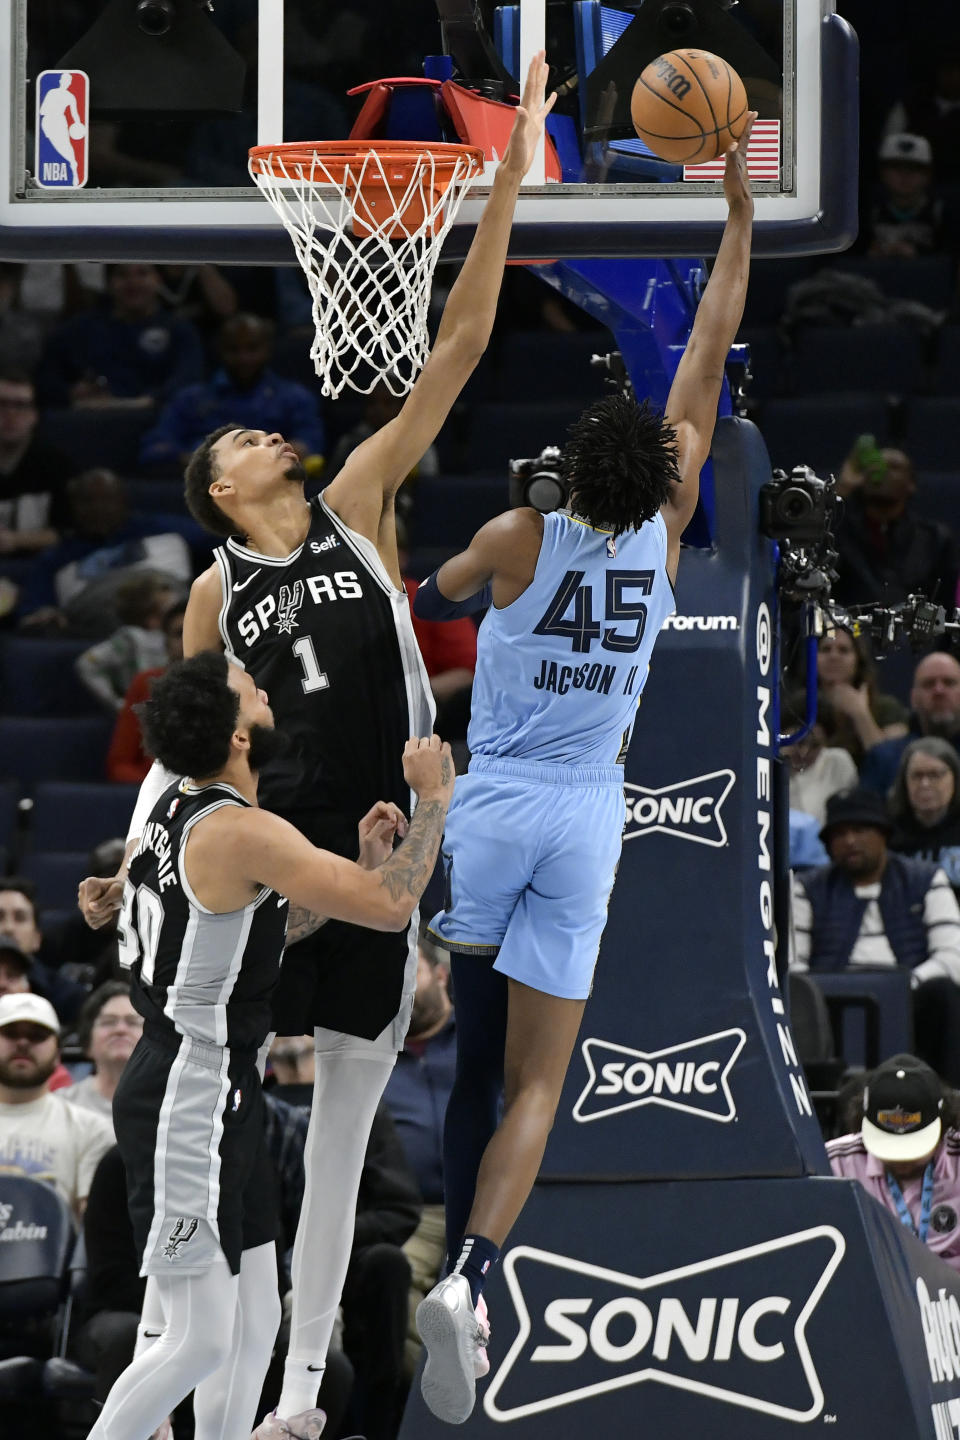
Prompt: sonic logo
<box><xmin>623</xmin><ymin>770</ymin><xmax>735</xmax><ymax>847</ymax></box>
<box><xmin>573</xmin><ymin>1030</ymin><xmax>746</xmax><ymax>1124</ymax></box>
<box><xmin>484</xmin><ymin>1229</ymin><xmax>845</xmax><ymax>1423</ymax></box>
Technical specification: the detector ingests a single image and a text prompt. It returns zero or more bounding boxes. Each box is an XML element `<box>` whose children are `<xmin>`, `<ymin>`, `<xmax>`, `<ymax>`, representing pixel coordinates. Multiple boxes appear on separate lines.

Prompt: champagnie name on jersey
<box><xmin>236</xmin><ymin>571</ymin><xmax>363</xmax><ymax>647</ymax></box>
<box><xmin>135</xmin><ymin>820</ymin><xmax>179</xmax><ymax>892</ymax></box>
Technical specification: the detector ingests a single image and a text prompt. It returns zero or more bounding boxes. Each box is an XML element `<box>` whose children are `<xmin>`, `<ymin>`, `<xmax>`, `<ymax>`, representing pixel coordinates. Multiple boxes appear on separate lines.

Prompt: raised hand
<box><xmin>723</xmin><ymin>111</ymin><xmax>757</xmax><ymax>214</ymax></box>
<box><xmin>357</xmin><ymin>800</ymin><xmax>407</xmax><ymax>870</ymax></box>
<box><xmin>402</xmin><ymin>734</ymin><xmax>456</xmax><ymax>804</ymax></box>
<box><xmin>501</xmin><ymin>51</ymin><xmax>557</xmax><ymax>179</ymax></box>
<box><xmin>78</xmin><ymin>874</ymin><xmax>124</xmax><ymax>930</ymax></box>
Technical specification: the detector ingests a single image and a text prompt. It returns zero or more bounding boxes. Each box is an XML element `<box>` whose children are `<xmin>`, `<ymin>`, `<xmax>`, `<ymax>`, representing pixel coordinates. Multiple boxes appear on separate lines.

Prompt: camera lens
<box><xmin>659</xmin><ymin>2</ymin><xmax>696</xmax><ymax>36</ymax></box>
<box><xmin>527</xmin><ymin>472</ymin><xmax>566</xmax><ymax>514</ymax></box>
<box><xmin>137</xmin><ymin>0</ymin><xmax>175</xmax><ymax>37</ymax></box>
<box><xmin>779</xmin><ymin>487</ymin><xmax>814</xmax><ymax>523</ymax></box>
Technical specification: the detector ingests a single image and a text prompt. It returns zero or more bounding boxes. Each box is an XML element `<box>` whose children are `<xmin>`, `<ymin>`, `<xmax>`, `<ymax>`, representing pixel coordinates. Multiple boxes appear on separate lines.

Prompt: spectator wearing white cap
<box><xmin>0</xmin><ymin>992</ymin><xmax>113</xmax><ymax>1215</ymax></box>
<box><xmin>866</xmin><ymin>133</ymin><xmax>954</xmax><ymax>258</ymax></box>
<box><xmin>828</xmin><ymin>1054</ymin><xmax>960</xmax><ymax>1272</ymax></box>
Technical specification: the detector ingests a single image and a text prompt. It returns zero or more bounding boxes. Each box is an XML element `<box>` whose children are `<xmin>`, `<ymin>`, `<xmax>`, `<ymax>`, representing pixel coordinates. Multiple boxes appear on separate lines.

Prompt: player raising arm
<box><xmin>409</xmin><ymin>121</ymin><xmax>755</xmax><ymax>1425</ymax></box>
<box><xmin>83</xmin><ymin>652</ymin><xmax>453</xmax><ymax>1440</ymax></box>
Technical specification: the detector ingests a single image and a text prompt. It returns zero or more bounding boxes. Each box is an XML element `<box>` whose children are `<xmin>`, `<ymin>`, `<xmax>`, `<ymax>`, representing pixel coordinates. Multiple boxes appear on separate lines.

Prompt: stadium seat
<box><xmin>827</xmin><ymin>256</ymin><xmax>956</xmax><ymax>310</ymax></box>
<box><xmin>935</xmin><ymin>328</ymin><xmax>960</xmax><ymax>394</ymax></box>
<box><xmin>902</xmin><ymin>397</ymin><xmax>960</xmax><ymax>470</ymax></box>
<box><xmin>0</xmin><ymin>781</ymin><xmax>19</xmax><ymax>852</ymax></box>
<box><xmin>0</xmin><ymin>1175</ymin><xmax>75</xmax><ymax>1359</ymax></box>
<box><xmin>0</xmin><ymin>717</ymin><xmax>112</xmax><ymax>787</ymax></box>
<box><xmin>445</xmin><ymin>401</ymin><xmax>582</xmax><ymax>472</ymax></box>
<box><xmin>124</xmin><ymin>478</ymin><xmax>185</xmax><ymax>514</ymax></box>
<box><xmin>30</xmin><ymin>783</ymin><xmax>138</xmax><ymax>852</ymax></box>
<box><xmin>21</xmin><ymin>852</ymin><xmax>89</xmax><ymax>911</ymax></box>
<box><xmin>411</xmin><ymin>475</ymin><xmax>507</xmax><ymax>549</ymax></box>
<box><xmin>39</xmin><ymin>407</ymin><xmax>156</xmax><ymax>476</ymax></box>
<box><xmin>757</xmin><ymin>394</ymin><xmax>890</xmax><ymax>475</ymax></box>
<box><xmin>491</xmin><ymin>331</ymin><xmax>612</xmax><ymax>403</ymax></box>
<box><xmin>789</xmin><ymin>325</ymin><xmax>926</xmax><ymax>397</ymax></box>
<box><xmin>740</xmin><ymin>257</ymin><xmax>817</xmax><ymax>326</ymax></box>
<box><xmin>0</xmin><ymin>637</ymin><xmax>101</xmax><ymax>718</ymax></box>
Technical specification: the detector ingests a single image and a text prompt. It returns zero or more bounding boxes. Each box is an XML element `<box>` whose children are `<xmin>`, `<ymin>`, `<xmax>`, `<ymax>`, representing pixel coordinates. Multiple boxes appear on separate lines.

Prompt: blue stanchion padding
<box><xmin>402</xmin><ymin>1175</ymin><xmax>960</xmax><ymax>1439</ymax></box>
<box><xmin>536</xmin><ymin>416</ymin><xmax>828</xmax><ymax>1182</ymax></box>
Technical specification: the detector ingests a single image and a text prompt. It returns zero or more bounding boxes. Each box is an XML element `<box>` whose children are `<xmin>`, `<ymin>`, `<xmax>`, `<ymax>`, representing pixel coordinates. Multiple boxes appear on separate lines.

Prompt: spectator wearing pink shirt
<box><xmin>828</xmin><ymin>1054</ymin><xmax>960</xmax><ymax>1272</ymax></box>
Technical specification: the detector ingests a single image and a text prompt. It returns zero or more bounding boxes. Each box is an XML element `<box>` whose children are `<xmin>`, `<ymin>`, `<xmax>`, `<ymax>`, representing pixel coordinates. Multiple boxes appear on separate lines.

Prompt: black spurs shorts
<box><xmin>112</xmin><ymin>1027</ymin><xmax>279</xmax><ymax>1277</ymax></box>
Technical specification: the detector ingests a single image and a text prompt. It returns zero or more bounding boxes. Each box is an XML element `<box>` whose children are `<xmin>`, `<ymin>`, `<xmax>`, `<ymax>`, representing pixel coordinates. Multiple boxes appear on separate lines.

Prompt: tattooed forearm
<box><xmin>284</xmin><ymin>903</ymin><xmax>330</xmax><ymax>947</ymax></box>
<box><xmin>378</xmin><ymin>799</ymin><xmax>447</xmax><ymax>907</ymax></box>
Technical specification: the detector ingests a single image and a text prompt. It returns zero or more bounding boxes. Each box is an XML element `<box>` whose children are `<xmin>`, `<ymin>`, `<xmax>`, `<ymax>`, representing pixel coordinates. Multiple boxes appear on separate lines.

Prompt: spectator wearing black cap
<box><xmin>828</xmin><ymin>1055</ymin><xmax>960</xmax><ymax>1272</ymax></box>
<box><xmin>0</xmin><ymin>934</ymin><xmax>31</xmax><ymax>1000</ymax></box>
<box><xmin>0</xmin><ymin>992</ymin><xmax>113</xmax><ymax>1215</ymax></box>
<box><xmin>791</xmin><ymin>787</ymin><xmax>960</xmax><ymax>1082</ymax></box>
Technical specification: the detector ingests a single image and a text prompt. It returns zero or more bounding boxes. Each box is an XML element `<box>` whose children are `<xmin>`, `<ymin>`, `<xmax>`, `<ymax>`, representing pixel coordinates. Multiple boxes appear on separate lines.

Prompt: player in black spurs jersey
<box><xmin>82</xmin><ymin>652</ymin><xmax>453</xmax><ymax>1440</ymax></box>
<box><xmin>79</xmin><ymin>53</ymin><xmax>556</xmax><ymax>1434</ymax></box>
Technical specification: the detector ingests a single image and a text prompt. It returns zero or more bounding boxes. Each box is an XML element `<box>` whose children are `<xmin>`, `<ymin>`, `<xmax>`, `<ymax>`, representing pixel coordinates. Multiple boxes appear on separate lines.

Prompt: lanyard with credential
<box><xmin>886</xmin><ymin>1162</ymin><xmax>935</xmax><ymax>1244</ymax></box>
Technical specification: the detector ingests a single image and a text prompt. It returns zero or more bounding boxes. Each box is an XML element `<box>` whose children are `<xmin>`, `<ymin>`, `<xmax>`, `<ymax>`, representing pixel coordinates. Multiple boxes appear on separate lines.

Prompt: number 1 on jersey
<box><xmin>293</xmin><ymin>636</ymin><xmax>330</xmax><ymax>694</ymax></box>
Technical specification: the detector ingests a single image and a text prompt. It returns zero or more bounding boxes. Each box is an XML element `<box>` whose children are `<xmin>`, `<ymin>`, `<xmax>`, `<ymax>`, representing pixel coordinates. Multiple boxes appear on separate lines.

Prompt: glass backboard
<box><xmin>0</xmin><ymin>0</ymin><xmax>857</xmax><ymax>261</ymax></box>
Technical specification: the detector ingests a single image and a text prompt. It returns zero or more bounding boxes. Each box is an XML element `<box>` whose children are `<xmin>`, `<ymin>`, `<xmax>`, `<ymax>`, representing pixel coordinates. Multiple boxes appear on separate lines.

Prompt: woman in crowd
<box><xmin>817</xmin><ymin>625</ymin><xmax>908</xmax><ymax>764</ymax></box>
<box><xmin>889</xmin><ymin>737</ymin><xmax>960</xmax><ymax>893</ymax></box>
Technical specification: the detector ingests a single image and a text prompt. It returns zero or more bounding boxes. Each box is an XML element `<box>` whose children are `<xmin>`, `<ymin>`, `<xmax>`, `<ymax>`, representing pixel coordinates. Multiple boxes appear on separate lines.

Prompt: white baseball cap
<box><xmin>0</xmin><ymin>992</ymin><xmax>60</xmax><ymax>1036</ymax></box>
<box><xmin>878</xmin><ymin>133</ymin><xmax>933</xmax><ymax>166</ymax></box>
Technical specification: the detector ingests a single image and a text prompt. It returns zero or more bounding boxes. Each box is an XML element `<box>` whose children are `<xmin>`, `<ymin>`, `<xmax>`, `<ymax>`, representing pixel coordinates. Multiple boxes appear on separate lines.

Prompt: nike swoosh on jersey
<box><xmin>277</xmin><ymin>895</ymin><xmax>289</xmax><ymax>907</ymax></box>
<box><xmin>233</xmin><ymin>568</ymin><xmax>262</xmax><ymax>592</ymax></box>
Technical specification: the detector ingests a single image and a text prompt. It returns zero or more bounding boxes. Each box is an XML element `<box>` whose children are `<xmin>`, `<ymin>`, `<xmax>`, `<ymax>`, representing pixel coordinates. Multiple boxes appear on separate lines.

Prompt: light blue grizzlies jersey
<box><xmin>468</xmin><ymin>509</ymin><xmax>676</xmax><ymax>766</ymax></box>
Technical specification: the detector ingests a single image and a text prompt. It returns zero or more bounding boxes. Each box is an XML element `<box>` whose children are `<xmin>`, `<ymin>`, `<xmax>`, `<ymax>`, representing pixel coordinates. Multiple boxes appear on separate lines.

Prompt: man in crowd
<box><xmin>0</xmin><ymin>934</ymin><xmax>31</xmax><ymax>1000</ymax></box>
<box><xmin>833</xmin><ymin>445</ymin><xmax>958</xmax><ymax>611</ymax></box>
<box><xmin>38</xmin><ymin>262</ymin><xmax>204</xmax><ymax>408</ymax></box>
<box><xmin>0</xmin><ymin>878</ymin><xmax>87</xmax><ymax>1024</ymax></box>
<box><xmin>828</xmin><ymin>1053</ymin><xmax>960</xmax><ymax>1270</ymax></box>
<box><xmin>64</xmin><ymin>981</ymin><xmax>143</xmax><ymax>1126</ymax></box>
<box><xmin>791</xmin><ymin>787</ymin><xmax>960</xmax><ymax>1082</ymax></box>
<box><xmin>17</xmin><ymin>469</ymin><xmax>194</xmax><ymax>635</ymax></box>
<box><xmin>862</xmin><ymin>652</ymin><xmax>960</xmax><ymax>794</ymax></box>
<box><xmin>107</xmin><ymin>597</ymin><xmax>186</xmax><ymax>782</ymax></box>
<box><xmin>0</xmin><ymin>367</ymin><xmax>73</xmax><ymax>555</ymax></box>
<box><xmin>0</xmin><ymin>992</ymin><xmax>114</xmax><ymax>1215</ymax></box>
<box><xmin>383</xmin><ymin>933</ymin><xmax>457</xmax><ymax>1374</ymax></box>
<box><xmin>139</xmin><ymin>313</ymin><xmax>325</xmax><ymax>473</ymax></box>
<box><xmin>865</xmin><ymin>133</ymin><xmax>955</xmax><ymax>258</ymax></box>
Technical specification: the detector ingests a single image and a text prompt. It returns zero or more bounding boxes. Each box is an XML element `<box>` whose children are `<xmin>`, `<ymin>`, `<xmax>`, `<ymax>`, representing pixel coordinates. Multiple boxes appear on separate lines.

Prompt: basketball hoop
<box><xmin>248</xmin><ymin>140</ymin><xmax>486</xmax><ymax>399</ymax></box>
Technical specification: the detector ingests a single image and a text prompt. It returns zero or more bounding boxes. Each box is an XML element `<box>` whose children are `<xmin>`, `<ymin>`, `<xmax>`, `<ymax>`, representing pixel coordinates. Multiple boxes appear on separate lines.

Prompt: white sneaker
<box><xmin>250</xmin><ymin>1409</ymin><xmax>326</xmax><ymax>1440</ymax></box>
<box><xmin>417</xmin><ymin>1275</ymin><xmax>490</xmax><ymax>1424</ymax></box>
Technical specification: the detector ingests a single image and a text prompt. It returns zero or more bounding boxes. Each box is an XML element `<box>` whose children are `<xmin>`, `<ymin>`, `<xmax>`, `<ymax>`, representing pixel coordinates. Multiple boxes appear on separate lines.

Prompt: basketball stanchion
<box><xmin>248</xmin><ymin>139</ymin><xmax>485</xmax><ymax>398</ymax></box>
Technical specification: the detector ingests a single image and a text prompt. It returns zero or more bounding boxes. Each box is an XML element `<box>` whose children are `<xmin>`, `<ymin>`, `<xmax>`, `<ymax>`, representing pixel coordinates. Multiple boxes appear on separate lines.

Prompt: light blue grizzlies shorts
<box><xmin>427</xmin><ymin>756</ymin><xmax>626</xmax><ymax>1000</ymax></box>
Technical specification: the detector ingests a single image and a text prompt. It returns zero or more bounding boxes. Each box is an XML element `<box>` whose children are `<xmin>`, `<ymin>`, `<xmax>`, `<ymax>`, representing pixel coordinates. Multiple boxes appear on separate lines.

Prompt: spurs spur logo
<box><xmin>572</xmin><ymin>1030</ymin><xmax>747</xmax><ymax>1124</ymax></box>
<box><xmin>484</xmin><ymin>1230</ymin><xmax>845</xmax><ymax>1424</ymax></box>
<box><xmin>275</xmin><ymin>580</ymin><xmax>305</xmax><ymax>635</ymax></box>
<box><xmin>623</xmin><ymin>770</ymin><xmax>735</xmax><ymax>847</ymax></box>
<box><xmin>163</xmin><ymin>1217</ymin><xmax>199</xmax><ymax>1261</ymax></box>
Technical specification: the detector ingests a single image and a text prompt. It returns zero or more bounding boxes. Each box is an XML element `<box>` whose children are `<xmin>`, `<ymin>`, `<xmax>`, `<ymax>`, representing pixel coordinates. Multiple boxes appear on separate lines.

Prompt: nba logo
<box><xmin>35</xmin><ymin>71</ymin><xmax>89</xmax><ymax>189</ymax></box>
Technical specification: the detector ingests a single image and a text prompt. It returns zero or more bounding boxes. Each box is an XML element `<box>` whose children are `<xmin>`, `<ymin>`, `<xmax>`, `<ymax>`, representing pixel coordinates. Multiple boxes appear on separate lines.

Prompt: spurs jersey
<box><xmin>213</xmin><ymin>493</ymin><xmax>434</xmax><ymax>851</ymax></box>
<box><xmin>467</xmin><ymin>510</ymin><xmax>676</xmax><ymax>767</ymax></box>
<box><xmin>119</xmin><ymin>780</ymin><xmax>288</xmax><ymax>1052</ymax></box>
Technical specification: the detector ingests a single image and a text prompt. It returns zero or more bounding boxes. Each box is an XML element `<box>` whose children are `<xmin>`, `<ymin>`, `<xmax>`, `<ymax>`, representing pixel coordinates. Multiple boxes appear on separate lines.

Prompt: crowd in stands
<box><xmin>2</xmin><ymin>7</ymin><xmax>960</xmax><ymax>1434</ymax></box>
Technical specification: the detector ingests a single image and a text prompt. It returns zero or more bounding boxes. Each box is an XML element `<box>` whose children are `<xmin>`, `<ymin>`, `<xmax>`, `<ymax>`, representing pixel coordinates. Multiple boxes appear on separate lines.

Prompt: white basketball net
<box><xmin>249</xmin><ymin>144</ymin><xmax>485</xmax><ymax>399</ymax></box>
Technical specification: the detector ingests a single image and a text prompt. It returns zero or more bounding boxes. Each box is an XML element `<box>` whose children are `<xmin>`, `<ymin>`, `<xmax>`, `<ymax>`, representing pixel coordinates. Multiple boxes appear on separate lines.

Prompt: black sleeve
<box><xmin>83</xmin><ymin>1145</ymin><xmax>146</xmax><ymax>1315</ymax></box>
<box><xmin>353</xmin><ymin>1103</ymin><xmax>423</xmax><ymax>1253</ymax></box>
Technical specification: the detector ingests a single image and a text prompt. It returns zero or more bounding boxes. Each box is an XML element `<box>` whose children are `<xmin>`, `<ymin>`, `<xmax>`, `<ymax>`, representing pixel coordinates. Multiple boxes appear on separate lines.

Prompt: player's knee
<box><xmin>249</xmin><ymin>1283</ymin><xmax>283</xmax><ymax>1351</ymax></box>
<box><xmin>184</xmin><ymin>1324</ymin><xmax>234</xmax><ymax>1380</ymax></box>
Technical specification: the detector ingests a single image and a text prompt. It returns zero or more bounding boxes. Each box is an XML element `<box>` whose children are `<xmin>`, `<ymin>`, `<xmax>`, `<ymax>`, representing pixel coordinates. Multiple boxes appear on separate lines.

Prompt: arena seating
<box><xmin>0</xmin><ymin>638</ymin><xmax>102</xmax><ymax>718</ymax></box>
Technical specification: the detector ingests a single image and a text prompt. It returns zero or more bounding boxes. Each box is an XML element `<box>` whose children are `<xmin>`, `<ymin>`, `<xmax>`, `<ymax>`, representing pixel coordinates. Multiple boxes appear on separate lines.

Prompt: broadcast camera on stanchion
<box><xmin>758</xmin><ymin>463</ymin><xmax>960</xmax><ymax>745</ymax></box>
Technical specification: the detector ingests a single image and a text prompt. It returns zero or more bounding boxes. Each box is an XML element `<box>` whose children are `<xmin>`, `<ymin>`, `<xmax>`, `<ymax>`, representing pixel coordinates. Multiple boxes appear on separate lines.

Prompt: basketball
<box><xmin>631</xmin><ymin>49</ymin><xmax>748</xmax><ymax>165</ymax></box>
<box><xmin>68</xmin><ymin>120</ymin><xmax>86</xmax><ymax>139</ymax></box>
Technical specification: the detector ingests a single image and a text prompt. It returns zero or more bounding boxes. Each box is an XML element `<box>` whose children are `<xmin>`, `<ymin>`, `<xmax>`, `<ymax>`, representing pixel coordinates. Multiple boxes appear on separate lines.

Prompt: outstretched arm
<box><xmin>661</xmin><ymin>116</ymin><xmax>756</xmax><ymax>572</ymax></box>
<box><xmin>323</xmin><ymin>55</ymin><xmax>556</xmax><ymax>553</ymax></box>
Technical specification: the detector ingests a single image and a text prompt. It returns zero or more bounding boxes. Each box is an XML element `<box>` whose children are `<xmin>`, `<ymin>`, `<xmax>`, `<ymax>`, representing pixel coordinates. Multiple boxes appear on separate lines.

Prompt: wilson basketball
<box><xmin>631</xmin><ymin>50</ymin><xmax>748</xmax><ymax>165</ymax></box>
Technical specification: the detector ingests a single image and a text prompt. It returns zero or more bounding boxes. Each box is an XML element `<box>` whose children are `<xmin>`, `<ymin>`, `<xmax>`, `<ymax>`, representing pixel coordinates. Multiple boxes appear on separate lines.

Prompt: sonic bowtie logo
<box><xmin>573</xmin><ymin>1029</ymin><xmax>747</xmax><ymax>1125</ymax></box>
<box><xmin>484</xmin><ymin>1230</ymin><xmax>845</xmax><ymax>1424</ymax></box>
<box><xmin>623</xmin><ymin>769</ymin><xmax>735</xmax><ymax>847</ymax></box>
